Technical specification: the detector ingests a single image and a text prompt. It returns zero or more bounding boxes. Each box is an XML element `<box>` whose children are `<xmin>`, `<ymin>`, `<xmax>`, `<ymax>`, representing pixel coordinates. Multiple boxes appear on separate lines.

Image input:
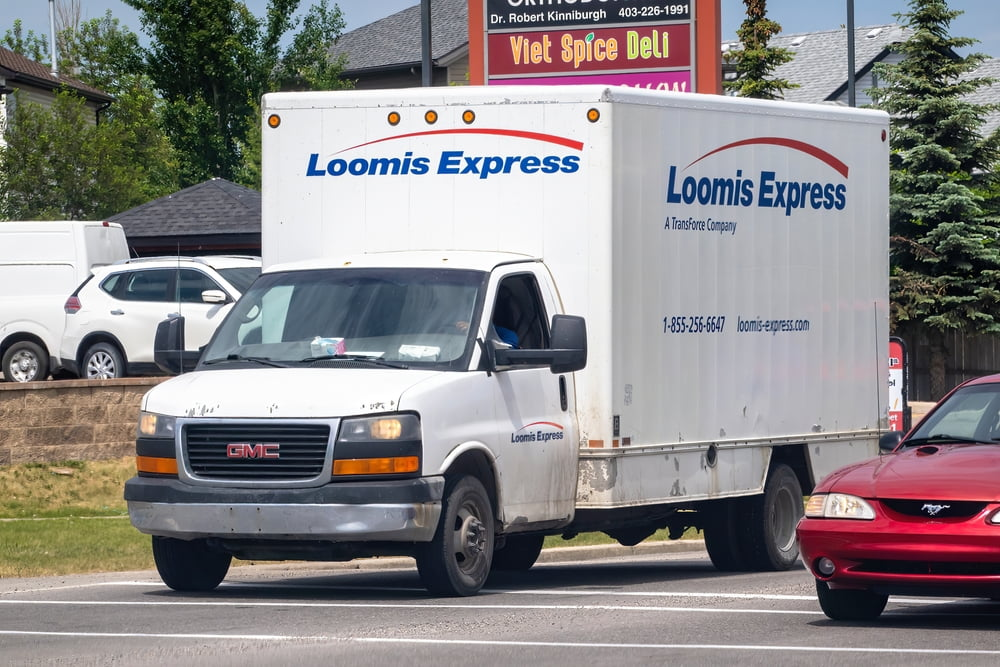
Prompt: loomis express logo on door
<box><xmin>510</xmin><ymin>421</ymin><xmax>565</xmax><ymax>444</ymax></box>
<box><xmin>305</xmin><ymin>128</ymin><xmax>582</xmax><ymax>180</ymax></box>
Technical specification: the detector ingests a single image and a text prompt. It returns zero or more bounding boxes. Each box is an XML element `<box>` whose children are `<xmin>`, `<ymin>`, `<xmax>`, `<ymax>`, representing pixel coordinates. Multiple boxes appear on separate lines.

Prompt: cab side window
<box><xmin>176</xmin><ymin>269</ymin><xmax>224</xmax><ymax>303</ymax></box>
<box><xmin>493</xmin><ymin>274</ymin><xmax>549</xmax><ymax>350</ymax></box>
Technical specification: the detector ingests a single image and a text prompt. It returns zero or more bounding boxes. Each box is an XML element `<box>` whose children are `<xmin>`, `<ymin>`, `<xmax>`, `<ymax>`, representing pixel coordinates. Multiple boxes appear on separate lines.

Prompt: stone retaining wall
<box><xmin>0</xmin><ymin>378</ymin><xmax>167</xmax><ymax>465</ymax></box>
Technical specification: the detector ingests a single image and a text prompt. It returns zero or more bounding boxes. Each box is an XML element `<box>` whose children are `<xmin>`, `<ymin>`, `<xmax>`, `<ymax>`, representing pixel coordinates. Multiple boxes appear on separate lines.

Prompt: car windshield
<box><xmin>201</xmin><ymin>266</ymin><xmax>486</xmax><ymax>369</ymax></box>
<box><xmin>217</xmin><ymin>266</ymin><xmax>261</xmax><ymax>294</ymax></box>
<box><xmin>906</xmin><ymin>383</ymin><xmax>1000</xmax><ymax>445</ymax></box>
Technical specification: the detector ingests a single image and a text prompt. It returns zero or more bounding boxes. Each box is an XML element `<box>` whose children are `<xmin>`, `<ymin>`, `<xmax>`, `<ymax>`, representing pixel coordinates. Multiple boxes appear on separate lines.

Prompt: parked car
<box><xmin>797</xmin><ymin>374</ymin><xmax>1000</xmax><ymax>621</ymax></box>
<box><xmin>0</xmin><ymin>220</ymin><xmax>129</xmax><ymax>382</ymax></box>
<box><xmin>60</xmin><ymin>256</ymin><xmax>261</xmax><ymax>379</ymax></box>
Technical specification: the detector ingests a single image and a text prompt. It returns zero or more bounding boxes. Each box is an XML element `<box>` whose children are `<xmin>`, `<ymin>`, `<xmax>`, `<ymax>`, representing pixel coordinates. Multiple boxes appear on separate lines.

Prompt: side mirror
<box><xmin>492</xmin><ymin>314</ymin><xmax>587</xmax><ymax>374</ymax></box>
<box><xmin>201</xmin><ymin>289</ymin><xmax>228</xmax><ymax>304</ymax></box>
<box><xmin>153</xmin><ymin>316</ymin><xmax>199</xmax><ymax>375</ymax></box>
<box><xmin>879</xmin><ymin>430</ymin><xmax>905</xmax><ymax>452</ymax></box>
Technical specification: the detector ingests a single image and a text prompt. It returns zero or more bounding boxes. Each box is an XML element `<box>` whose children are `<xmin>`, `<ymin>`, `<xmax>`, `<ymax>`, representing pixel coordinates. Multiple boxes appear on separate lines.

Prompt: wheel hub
<box><xmin>460</xmin><ymin>515</ymin><xmax>486</xmax><ymax>559</ymax></box>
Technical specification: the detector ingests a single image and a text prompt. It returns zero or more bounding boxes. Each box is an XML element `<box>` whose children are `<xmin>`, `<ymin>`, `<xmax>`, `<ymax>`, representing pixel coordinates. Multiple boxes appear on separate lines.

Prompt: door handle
<box><xmin>167</xmin><ymin>312</ymin><xmax>180</xmax><ymax>318</ymax></box>
<box><xmin>110</xmin><ymin>309</ymin><xmax>124</xmax><ymax>315</ymax></box>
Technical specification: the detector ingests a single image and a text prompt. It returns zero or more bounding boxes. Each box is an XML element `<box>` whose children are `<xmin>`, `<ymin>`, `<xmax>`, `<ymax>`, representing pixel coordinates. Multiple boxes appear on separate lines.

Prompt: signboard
<box><xmin>888</xmin><ymin>337</ymin><xmax>908</xmax><ymax>432</ymax></box>
<box><xmin>480</xmin><ymin>0</ymin><xmax>696</xmax><ymax>92</ymax></box>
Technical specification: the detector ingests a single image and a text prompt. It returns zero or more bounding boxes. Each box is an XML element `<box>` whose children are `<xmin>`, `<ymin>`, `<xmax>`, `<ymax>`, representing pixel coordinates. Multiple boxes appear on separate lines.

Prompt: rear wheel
<box><xmin>815</xmin><ymin>579</ymin><xmax>888</xmax><ymax>621</ymax></box>
<box><xmin>742</xmin><ymin>464</ymin><xmax>803</xmax><ymax>571</ymax></box>
<box><xmin>703</xmin><ymin>498</ymin><xmax>751</xmax><ymax>572</ymax></box>
<box><xmin>152</xmin><ymin>536</ymin><xmax>231</xmax><ymax>592</ymax></box>
<box><xmin>417</xmin><ymin>476</ymin><xmax>494</xmax><ymax>596</ymax></box>
<box><xmin>82</xmin><ymin>342</ymin><xmax>125</xmax><ymax>379</ymax></box>
<box><xmin>2</xmin><ymin>341</ymin><xmax>47</xmax><ymax>382</ymax></box>
<box><xmin>492</xmin><ymin>534</ymin><xmax>545</xmax><ymax>571</ymax></box>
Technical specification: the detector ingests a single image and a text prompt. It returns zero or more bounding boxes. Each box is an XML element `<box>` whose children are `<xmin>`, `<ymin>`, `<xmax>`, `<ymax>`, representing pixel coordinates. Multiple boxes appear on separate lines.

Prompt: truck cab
<box><xmin>126</xmin><ymin>251</ymin><xmax>586</xmax><ymax>595</ymax></box>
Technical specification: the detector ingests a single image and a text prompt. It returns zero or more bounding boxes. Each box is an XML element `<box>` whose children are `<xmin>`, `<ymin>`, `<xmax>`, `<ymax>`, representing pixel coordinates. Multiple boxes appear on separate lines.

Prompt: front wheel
<box><xmin>82</xmin><ymin>342</ymin><xmax>125</xmax><ymax>379</ymax></box>
<box><xmin>417</xmin><ymin>476</ymin><xmax>494</xmax><ymax>596</ymax></box>
<box><xmin>2</xmin><ymin>341</ymin><xmax>48</xmax><ymax>382</ymax></box>
<box><xmin>152</xmin><ymin>536</ymin><xmax>231</xmax><ymax>592</ymax></box>
<box><xmin>815</xmin><ymin>579</ymin><xmax>888</xmax><ymax>621</ymax></box>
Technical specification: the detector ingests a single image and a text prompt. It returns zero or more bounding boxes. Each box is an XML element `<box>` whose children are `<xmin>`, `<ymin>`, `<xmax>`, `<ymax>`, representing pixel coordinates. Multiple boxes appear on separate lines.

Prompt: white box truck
<box><xmin>0</xmin><ymin>220</ymin><xmax>129</xmax><ymax>382</ymax></box>
<box><xmin>127</xmin><ymin>86</ymin><xmax>890</xmax><ymax>595</ymax></box>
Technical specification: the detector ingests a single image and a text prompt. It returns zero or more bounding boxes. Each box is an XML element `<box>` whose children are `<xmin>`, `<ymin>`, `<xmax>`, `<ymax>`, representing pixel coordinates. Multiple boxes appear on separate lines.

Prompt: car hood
<box><xmin>142</xmin><ymin>367</ymin><xmax>444</xmax><ymax>419</ymax></box>
<box><xmin>822</xmin><ymin>443</ymin><xmax>1000</xmax><ymax>502</ymax></box>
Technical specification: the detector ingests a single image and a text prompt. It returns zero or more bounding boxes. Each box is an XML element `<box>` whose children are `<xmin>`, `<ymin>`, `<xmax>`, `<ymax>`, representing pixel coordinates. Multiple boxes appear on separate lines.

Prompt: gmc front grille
<box><xmin>184</xmin><ymin>423</ymin><xmax>331</xmax><ymax>480</ymax></box>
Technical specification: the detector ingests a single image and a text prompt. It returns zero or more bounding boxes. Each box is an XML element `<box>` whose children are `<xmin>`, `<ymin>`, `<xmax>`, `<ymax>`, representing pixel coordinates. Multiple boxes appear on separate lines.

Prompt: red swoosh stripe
<box><xmin>684</xmin><ymin>137</ymin><xmax>849</xmax><ymax>178</ymax></box>
<box><xmin>335</xmin><ymin>128</ymin><xmax>584</xmax><ymax>154</ymax></box>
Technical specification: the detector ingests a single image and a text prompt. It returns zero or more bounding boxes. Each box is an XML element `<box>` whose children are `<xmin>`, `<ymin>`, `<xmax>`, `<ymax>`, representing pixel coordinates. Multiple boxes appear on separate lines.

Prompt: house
<box><xmin>0</xmin><ymin>46</ymin><xmax>113</xmax><ymax>146</ymax></box>
<box><xmin>108</xmin><ymin>179</ymin><xmax>261</xmax><ymax>257</ymax></box>
<box><xmin>328</xmin><ymin>0</ymin><xmax>469</xmax><ymax>88</ymax></box>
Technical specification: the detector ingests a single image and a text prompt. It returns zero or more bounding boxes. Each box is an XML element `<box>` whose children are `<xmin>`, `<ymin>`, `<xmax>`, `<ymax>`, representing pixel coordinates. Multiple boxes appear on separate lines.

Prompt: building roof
<box><xmin>329</xmin><ymin>0</ymin><xmax>467</xmax><ymax>74</ymax></box>
<box><xmin>109</xmin><ymin>178</ymin><xmax>260</xmax><ymax>239</ymax></box>
<box><xmin>736</xmin><ymin>24</ymin><xmax>914</xmax><ymax>103</ymax></box>
<box><xmin>963</xmin><ymin>56</ymin><xmax>1000</xmax><ymax>137</ymax></box>
<box><xmin>0</xmin><ymin>46</ymin><xmax>113</xmax><ymax>103</ymax></box>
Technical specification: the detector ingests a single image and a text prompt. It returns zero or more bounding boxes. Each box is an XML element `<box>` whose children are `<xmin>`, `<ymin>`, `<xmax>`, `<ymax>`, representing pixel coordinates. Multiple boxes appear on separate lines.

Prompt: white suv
<box><xmin>60</xmin><ymin>256</ymin><xmax>261</xmax><ymax>379</ymax></box>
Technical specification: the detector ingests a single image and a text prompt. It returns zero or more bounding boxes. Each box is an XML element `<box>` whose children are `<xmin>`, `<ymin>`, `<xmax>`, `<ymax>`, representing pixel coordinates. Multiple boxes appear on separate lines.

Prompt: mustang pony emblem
<box><xmin>921</xmin><ymin>503</ymin><xmax>950</xmax><ymax>516</ymax></box>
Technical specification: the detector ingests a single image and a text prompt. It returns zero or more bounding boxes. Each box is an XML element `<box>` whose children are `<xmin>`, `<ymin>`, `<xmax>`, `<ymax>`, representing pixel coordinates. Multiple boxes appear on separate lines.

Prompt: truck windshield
<box><xmin>201</xmin><ymin>267</ymin><xmax>486</xmax><ymax>369</ymax></box>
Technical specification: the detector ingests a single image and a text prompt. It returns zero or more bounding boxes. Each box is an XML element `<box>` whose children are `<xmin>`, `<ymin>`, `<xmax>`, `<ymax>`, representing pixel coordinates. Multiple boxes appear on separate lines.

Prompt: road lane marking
<box><xmin>0</xmin><ymin>631</ymin><xmax>998</xmax><ymax>656</ymax></box>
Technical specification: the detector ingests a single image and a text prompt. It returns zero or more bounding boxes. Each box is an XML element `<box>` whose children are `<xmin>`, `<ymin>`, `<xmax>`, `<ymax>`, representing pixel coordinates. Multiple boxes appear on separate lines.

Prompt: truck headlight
<box><xmin>137</xmin><ymin>411</ymin><xmax>176</xmax><ymax>439</ymax></box>
<box><xmin>334</xmin><ymin>414</ymin><xmax>421</xmax><ymax>476</ymax></box>
<box><xmin>804</xmin><ymin>493</ymin><xmax>876</xmax><ymax>520</ymax></box>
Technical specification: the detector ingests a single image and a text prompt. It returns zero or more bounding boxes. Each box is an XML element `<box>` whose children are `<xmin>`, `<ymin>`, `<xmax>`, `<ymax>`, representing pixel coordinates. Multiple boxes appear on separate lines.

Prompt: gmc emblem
<box><xmin>226</xmin><ymin>442</ymin><xmax>280</xmax><ymax>459</ymax></box>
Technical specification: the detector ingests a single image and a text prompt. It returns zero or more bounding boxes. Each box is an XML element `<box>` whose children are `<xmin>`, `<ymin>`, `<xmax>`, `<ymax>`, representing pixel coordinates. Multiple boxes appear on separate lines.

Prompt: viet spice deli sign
<box><xmin>483</xmin><ymin>0</ymin><xmax>694</xmax><ymax>91</ymax></box>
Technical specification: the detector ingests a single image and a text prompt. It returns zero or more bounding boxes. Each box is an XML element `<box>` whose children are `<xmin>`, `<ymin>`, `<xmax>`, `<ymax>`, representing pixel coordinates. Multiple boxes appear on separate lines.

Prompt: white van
<box><xmin>0</xmin><ymin>220</ymin><xmax>130</xmax><ymax>382</ymax></box>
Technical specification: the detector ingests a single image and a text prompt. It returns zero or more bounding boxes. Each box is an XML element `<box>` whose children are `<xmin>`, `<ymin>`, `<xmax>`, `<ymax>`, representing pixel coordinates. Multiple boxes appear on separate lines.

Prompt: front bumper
<box><xmin>125</xmin><ymin>475</ymin><xmax>444</xmax><ymax>542</ymax></box>
<box><xmin>797</xmin><ymin>515</ymin><xmax>1000</xmax><ymax>597</ymax></box>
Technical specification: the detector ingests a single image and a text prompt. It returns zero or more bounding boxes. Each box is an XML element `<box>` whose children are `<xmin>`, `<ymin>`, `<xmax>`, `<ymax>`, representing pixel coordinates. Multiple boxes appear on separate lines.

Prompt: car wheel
<box><xmin>82</xmin><ymin>342</ymin><xmax>125</xmax><ymax>379</ymax></box>
<box><xmin>492</xmin><ymin>534</ymin><xmax>545</xmax><ymax>571</ymax></box>
<box><xmin>815</xmin><ymin>579</ymin><xmax>888</xmax><ymax>621</ymax></box>
<box><xmin>416</xmin><ymin>475</ymin><xmax>494</xmax><ymax>596</ymax></box>
<box><xmin>742</xmin><ymin>464</ymin><xmax>804</xmax><ymax>571</ymax></box>
<box><xmin>152</xmin><ymin>536</ymin><xmax>231</xmax><ymax>592</ymax></box>
<box><xmin>2</xmin><ymin>341</ymin><xmax>48</xmax><ymax>382</ymax></box>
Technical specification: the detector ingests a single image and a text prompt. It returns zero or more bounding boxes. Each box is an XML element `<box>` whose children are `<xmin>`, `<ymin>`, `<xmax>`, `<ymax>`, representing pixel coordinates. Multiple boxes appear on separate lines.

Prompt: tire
<box><xmin>492</xmin><ymin>534</ymin><xmax>544</xmax><ymax>571</ymax></box>
<box><xmin>703</xmin><ymin>498</ymin><xmax>751</xmax><ymax>572</ymax></box>
<box><xmin>82</xmin><ymin>342</ymin><xmax>125</xmax><ymax>379</ymax></box>
<box><xmin>742</xmin><ymin>464</ymin><xmax>804</xmax><ymax>571</ymax></box>
<box><xmin>2</xmin><ymin>341</ymin><xmax>48</xmax><ymax>383</ymax></box>
<box><xmin>152</xmin><ymin>536</ymin><xmax>231</xmax><ymax>592</ymax></box>
<box><xmin>416</xmin><ymin>476</ymin><xmax>494</xmax><ymax>596</ymax></box>
<box><xmin>815</xmin><ymin>579</ymin><xmax>888</xmax><ymax>621</ymax></box>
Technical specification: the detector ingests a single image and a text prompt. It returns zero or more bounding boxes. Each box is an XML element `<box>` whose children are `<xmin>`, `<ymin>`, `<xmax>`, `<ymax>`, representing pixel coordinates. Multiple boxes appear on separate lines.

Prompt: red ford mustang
<box><xmin>796</xmin><ymin>374</ymin><xmax>1000</xmax><ymax>620</ymax></box>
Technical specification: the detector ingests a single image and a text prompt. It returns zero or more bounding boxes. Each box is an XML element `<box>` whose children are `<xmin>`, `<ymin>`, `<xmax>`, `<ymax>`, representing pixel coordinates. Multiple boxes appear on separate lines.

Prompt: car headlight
<box><xmin>137</xmin><ymin>411</ymin><xmax>176</xmax><ymax>439</ymax></box>
<box><xmin>804</xmin><ymin>493</ymin><xmax>876</xmax><ymax>520</ymax></box>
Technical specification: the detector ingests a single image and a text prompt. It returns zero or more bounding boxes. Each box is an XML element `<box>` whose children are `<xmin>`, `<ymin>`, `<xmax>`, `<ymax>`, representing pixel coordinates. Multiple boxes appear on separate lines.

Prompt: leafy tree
<box><xmin>723</xmin><ymin>0</ymin><xmax>797</xmax><ymax>99</ymax></box>
<box><xmin>2</xmin><ymin>20</ymin><xmax>49</xmax><ymax>62</ymax></box>
<box><xmin>870</xmin><ymin>0</ymin><xmax>1000</xmax><ymax>398</ymax></box>
<box><xmin>125</xmin><ymin>0</ymin><xmax>351</xmax><ymax>188</ymax></box>
<box><xmin>0</xmin><ymin>91</ymin><xmax>143</xmax><ymax>219</ymax></box>
<box><xmin>0</xmin><ymin>9</ymin><xmax>178</xmax><ymax>219</ymax></box>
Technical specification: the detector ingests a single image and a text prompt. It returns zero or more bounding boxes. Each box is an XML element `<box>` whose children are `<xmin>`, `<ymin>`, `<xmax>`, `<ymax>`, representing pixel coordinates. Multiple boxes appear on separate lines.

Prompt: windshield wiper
<box><xmin>300</xmin><ymin>355</ymin><xmax>408</xmax><ymax>369</ymax></box>
<box><xmin>202</xmin><ymin>354</ymin><xmax>289</xmax><ymax>368</ymax></box>
<box><xmin>903</xmin><ymin>434</ymin><xmax>986</xmax><ymax>447</ymax></box>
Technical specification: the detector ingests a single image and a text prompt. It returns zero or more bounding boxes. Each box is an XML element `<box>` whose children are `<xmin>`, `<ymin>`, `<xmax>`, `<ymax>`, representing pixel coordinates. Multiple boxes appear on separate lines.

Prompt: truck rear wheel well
<box><xmin>444</xmin><ymin>451</ymin><xmax>499</xmax><ymax>520</ymax></box>
<box><xmin>770</xmin><ymin>444</ymin><xmax>813</xmax><ymax>495</ymax></box>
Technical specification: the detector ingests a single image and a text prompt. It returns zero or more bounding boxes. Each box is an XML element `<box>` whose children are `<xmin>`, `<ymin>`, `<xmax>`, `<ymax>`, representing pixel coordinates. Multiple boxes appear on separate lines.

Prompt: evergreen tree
<box><xmin>723</xmin><ymin>0</ymin><xmax>797</xmax><ymax>99</ymax></box>
<box><xmin>870</xmin><ymin>0</ymin><xmax>1000</xmax><ymax>398</ymax></box>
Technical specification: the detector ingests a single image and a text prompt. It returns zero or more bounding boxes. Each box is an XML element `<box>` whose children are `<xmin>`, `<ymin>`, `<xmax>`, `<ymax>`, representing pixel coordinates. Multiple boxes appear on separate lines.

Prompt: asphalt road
<box><xmin>2</xmin><ymin>540</ymin><xmax>999</xmax><ymax>666</ymax></box>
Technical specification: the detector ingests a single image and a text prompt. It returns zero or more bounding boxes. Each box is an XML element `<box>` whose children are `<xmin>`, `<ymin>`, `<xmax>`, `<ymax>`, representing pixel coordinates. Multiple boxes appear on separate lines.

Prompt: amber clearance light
<box><xmin>333</xmin><ymin>456</ymin><xmax>419</xmax><ymax>476</ymax></box>
<box><xmin>136</xmin><ymin>456</ymin><xmax>178</xmax><ymax>475</ymax></box>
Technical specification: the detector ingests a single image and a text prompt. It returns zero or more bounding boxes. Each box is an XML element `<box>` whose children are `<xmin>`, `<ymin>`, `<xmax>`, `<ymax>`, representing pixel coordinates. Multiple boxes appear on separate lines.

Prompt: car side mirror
<box><xmin>879</xmin><ymin>430</ymin><xmax>904</xmax><ymax>452</ymax></box>
<box><xmin>492</xmin><ymin>314</ymin><xmax>587</xmax><ymax>374</ymax></box>
<box><xmin>201</xmin><ymin>289</ymin><xmax>229</xmax><ymax>304</ymax></box>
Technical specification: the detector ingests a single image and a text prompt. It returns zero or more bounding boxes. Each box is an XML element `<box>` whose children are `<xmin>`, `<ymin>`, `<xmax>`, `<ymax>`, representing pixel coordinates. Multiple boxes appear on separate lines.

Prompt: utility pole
<box><xmin>421</xmin><ymin>0</ymin><xmax>432</xmax><ymax>86</ymax></box>
<box><xmin>847</xmin><ymin>0</ymin><xmax>856</xmax><ymax>106</ymax></box>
